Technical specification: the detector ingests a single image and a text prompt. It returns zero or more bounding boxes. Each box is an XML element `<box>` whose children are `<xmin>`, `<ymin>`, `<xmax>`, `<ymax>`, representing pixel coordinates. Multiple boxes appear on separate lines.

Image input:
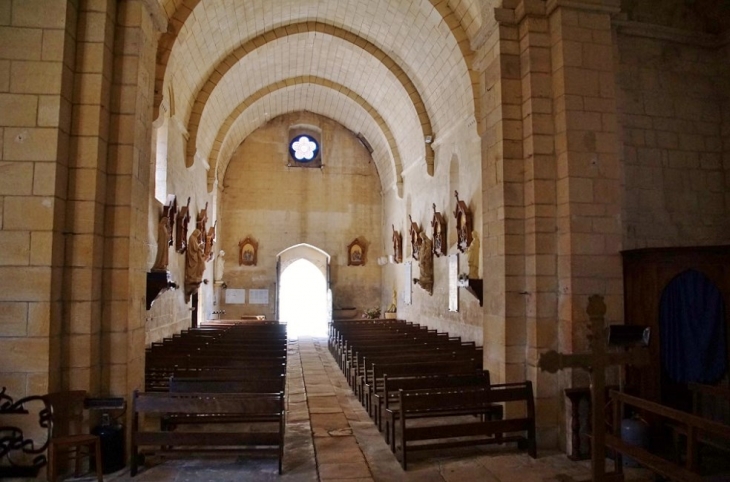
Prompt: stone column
<box><xmin>547</xmin><ymin>0</ymin><xmax>624</xmax><ymax>447</ymax></box>
<box><xmin>0</xmin><ymin>0</ymin><xmax>77</xmax><ymax>397</ymax></box>
<box><xmin>102</xmin><ymin>0</ymin><xmax>162</xmax><ymax>398</ymax></box>
<box><xmin>515</xmin><ymin>0</ymin><xmax>561</xmax><ymax>448</ymax></box>
<box><xmin>63</xmin><ymin>0</ymin><xmax>117</xmax><ymax>395</ymax></box>
<box><xmin>477</xmin><ymin>5</ymin><xmax>525</xmax><ymax>387</ymax></box>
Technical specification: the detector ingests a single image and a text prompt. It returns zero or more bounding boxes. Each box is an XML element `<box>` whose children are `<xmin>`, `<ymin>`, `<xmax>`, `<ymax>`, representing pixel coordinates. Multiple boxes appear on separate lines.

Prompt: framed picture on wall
<box><xmin>238</xmin><ymin>237</ymin><xmax>258</xmax><ymax>266</ymax></box>
<box><xmin>347</xmin><ymin>238</ymin><xmax>366</xmax><ymax>266</ymax></box>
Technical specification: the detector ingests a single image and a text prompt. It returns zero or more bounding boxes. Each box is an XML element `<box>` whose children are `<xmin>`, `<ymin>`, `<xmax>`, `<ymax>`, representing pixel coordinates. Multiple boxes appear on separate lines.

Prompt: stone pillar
<box><xmin>63</xmin><ymin>0</ymin><xmax>117</xmax><ymax>395</ymax></box>
<box><xmin>547</xmin><ymin>0</ymin><xmax>623</xmax><ymax>447</ymax></box>
<box><xmin>477</xmin><ymin>6</ymin><xmax>525</xmax><ymax>386</ymax></box>
<box><xmin>515</xmin><ymin>0</ymin><xmax>561</xmax><ymax>448</ymax></box>
<box><xmin>0</xmin><ymin>0</ymin><xmax>77</xmax><ymax>397</ymax></box>
<box><xmin>102</xmin><ymin>0</ymin><xmax>161</xmax><ymax>398</ymax></box>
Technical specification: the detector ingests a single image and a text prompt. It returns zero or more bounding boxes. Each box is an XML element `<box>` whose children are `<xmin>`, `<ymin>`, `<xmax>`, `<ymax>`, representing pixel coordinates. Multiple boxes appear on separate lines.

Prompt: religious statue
<box><xmin>175</xmin><ymin>197</ymin><xmax>191</xmax><ymax>253</ymax></box>
<box><xmin>151</xmin><ymin>212</ymin><xmax>171</xmax><ymax>271</ymax></box>
<box><xmin>184</xmin><ymin>228</ymin><xmax>206</xmax><ymax>301</ymax></box>
<box><xmin>214</xmin><ymin>250</ymin><xmax>225</xmax><ymax>283</ymax></box>
<box><xmin>408</xmin><ymin>215</ymin><xmax>420</xmax><ymax>260</ymax></box>
<box><xmin>392</xmin><ymin>224</ymin><xmax>402</xmax><ymax>263</ymax></box>
<box><xmin>467</xmin><ymin>230</ymin><xmax>480</xmax><ymax>279</ymax></box>
<box><xmin>453</xmin><ymin>190</ymin><xmax>473</xmax><ymax>253</ymax></box>
<box><xmin>386</xmin><ymin>287</ymin><xmax>397</xmax><ymax>313</ymax></box>
<box><xmin>204</xmin><ymin>222</ymin><xmax>216</xmax><ymax>261</ymax></box>
<box><xmin>413</xmin><ymin>232</ymin><xmax>433</xmax><ymax>295</ymax></box>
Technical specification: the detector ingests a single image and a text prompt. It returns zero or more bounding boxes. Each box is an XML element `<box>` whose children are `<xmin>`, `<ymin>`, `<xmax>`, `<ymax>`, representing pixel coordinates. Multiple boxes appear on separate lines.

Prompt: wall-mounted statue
<box><xmin>467</xmin><ymin>230</ymin><xmax>480</xmax><ymax>279</ymax></box>
<box><xmin>151</xmin><ymin>208</ymin><xmax>172</xmax><ymax>272</ymax></box>
<box><xmin>184</xmin><ymin>228</ymin><xmax>206</xmax><ymax>301</ymax></box>
<box><xmin>152</xmin><ymin>196</ymin><xmax>176</xmax><ymax>270</ymax></box>
<box><xmin>431</xmin><ymin>203</ymin><xmax>446</xmax><ymax>257</ymax></box>
<box><xmin>175</xmin><ymin>197</ymin><xmax>191</xmax><ymax>253</ymax></box>
<box><xmin>408</xmin><ymin>214</ymin><xmax>420</xmax><ymax>260</ymax></box>
<box><xmin>391</xmin><ymin>225</ymin><xmax>402</xmax><ymax>264</ymax></box>
<box><xmin>453</xmin><ymin>190</ymin><xmax>473</xmax><ymax>253</ymax></box>
<box><xmin>204</xmin><ymin>221</ymin><xmax>216</xmax><ymax>261</ymax></box>
<box><xmin>215</xmin><ymin>250</ymin><xmax>225</xmax><ymax>284</ymax></box>
<box><xmin>413</xmin><ymin>231</ymin><xmax>433</xmax><ymax>295</ymax></box>
<box><xmin>196</xmin><ymin>201</ymin><xmax>209</xmax><ymax>233</ymax></box>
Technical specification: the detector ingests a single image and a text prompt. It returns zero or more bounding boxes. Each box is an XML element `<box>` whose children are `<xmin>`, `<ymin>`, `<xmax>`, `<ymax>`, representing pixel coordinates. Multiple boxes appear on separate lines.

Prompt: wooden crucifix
<box><xmin>539</xmin><ymin>295</ymin><xmax>650</xmax><ymax>482</ymax></box>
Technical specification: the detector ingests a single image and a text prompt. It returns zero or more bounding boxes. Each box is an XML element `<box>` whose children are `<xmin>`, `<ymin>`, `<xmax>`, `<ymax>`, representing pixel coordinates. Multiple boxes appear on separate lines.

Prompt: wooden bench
<box><xmin>362</xmin><ymin>358</ymin><xmax>482</xmax><ymax>417</ymax></box>
<box><xmin>375</xmin><ymin>372</ymin><xmax>493</xmax><ymax>437</ymax></box>
<box><xmin>387</xmin><ymin>381</ymin><xmax>536</xmax><ymax>469</ymax></box>
<box><xmin>131</xmin><ymin>390</ymin><xmax>285</xmax><ymax>476</ymax></box>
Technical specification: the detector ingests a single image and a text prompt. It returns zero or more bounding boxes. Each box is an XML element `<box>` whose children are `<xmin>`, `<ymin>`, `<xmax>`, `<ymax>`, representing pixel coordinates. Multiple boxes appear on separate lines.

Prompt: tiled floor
<box><xmin>106</xmin><ymin>337</ymin><xmax>654</xmax><ymax>482</ymax></box>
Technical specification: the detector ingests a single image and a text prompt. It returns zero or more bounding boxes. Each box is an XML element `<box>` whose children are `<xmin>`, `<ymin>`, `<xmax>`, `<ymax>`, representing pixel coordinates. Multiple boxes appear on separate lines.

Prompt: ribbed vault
<box><xmin>209</xmin><ymin>76</ymin><xmax>404</xmax><ymax>196</ymax></box>
<box><xmin>154</xmin><ymin>0</ymin><xmax>486</xmax><ymax>191</ymax></box>
<box><xmin>215</xmin><ymin>84</ymin><xmax>396</xmax><ymax>192</ymax></box>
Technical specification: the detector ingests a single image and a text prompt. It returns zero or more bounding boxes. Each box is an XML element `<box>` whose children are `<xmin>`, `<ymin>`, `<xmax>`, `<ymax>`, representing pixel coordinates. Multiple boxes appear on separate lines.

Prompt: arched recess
<box><xmin>214</xmin><ymin>86</ymin><xmax>402</xmax><ymax>197</ymax></box>
<box><xmin>208</xmin><ymin>77</ymin><xmax>404</xmax><ymax>197</ymax></box>
<box><xmin>181</xmin><ymin>22</ymin><xmax>436</xmax><ymax>175</ymax></box>
<box><xmin>278</xmin><ymin>244</ymin><xmax>331</xmax><ymax>337</ymax></box>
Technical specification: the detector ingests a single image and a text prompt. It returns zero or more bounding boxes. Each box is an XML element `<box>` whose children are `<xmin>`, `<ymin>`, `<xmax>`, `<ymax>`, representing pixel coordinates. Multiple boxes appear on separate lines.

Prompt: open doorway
<box><xmin>278</xmin><ymin>244</ymin><xmax>330</xmax><ymax>338</ymax></box>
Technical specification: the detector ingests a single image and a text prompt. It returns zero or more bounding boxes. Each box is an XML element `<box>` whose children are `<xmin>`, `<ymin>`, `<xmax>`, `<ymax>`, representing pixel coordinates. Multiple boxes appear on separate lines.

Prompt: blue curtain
<box><xmin>660</xmin><ymin>270</ymin><xmax>727</xmax><ymax>384</ymax></box>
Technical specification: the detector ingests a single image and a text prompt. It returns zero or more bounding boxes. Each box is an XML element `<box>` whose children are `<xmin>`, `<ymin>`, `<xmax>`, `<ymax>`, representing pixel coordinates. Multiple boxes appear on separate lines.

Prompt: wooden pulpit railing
<box><xmin>607</xmin><ymin>389</ymin><xmax>730</xmax><ymax>482</ymax></box>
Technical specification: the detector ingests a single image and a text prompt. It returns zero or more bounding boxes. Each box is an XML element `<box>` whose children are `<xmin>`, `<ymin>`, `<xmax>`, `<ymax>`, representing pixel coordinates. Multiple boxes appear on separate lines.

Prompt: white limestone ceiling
<box><xmin>156</xmin><ymin>0</ymin><xmax>485</xmax><ymax>192</ymax></box>
<box><xmin>196</xmin><ymin>33</ymin><xmax>422</xmax><ymax>190</ymax></box>
<box><xmin>215</xmin><ymin>84</ymin><xmax>397</xmax><ymax>191</ymax></box>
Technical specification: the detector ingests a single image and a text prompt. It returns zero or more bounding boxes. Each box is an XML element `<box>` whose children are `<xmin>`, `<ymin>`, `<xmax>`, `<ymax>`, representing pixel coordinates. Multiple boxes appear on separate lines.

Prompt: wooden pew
<box><xmin>131</xmin><ymin>390</ymin><xmax>285</xmax><ymax>476</ymax></box>
<box><xmin>169</xmin><ymin>377</ymin><xmax>286</xmax><ymax>395</ymax></box>
<box><xmin>349</xmin><ymin>341</ymin><xmax>479</xmax><ymax>393</ymax></box>
<box><xmin>164</xmin><ymin>377</ymin><xmax>287</xmax><ymax>426</ymax></box>
<box><xmin>387</xmin><ymin>382</ymin><xmax>536</xmax><ymax>469</ymax></box>
<box><xmin>374</xmin><ymin>371</ymin><xmax>493</xmax><ymax>437</ymax></box>
<box><xmin>607</xmin><ymin>389</ymin><xmax>730</xmax><ymax>481</ymax></box>
<box><xmin>362</xmin><ymin>358</ymin><xmax>482</xmax><ymax>416</ymax></box>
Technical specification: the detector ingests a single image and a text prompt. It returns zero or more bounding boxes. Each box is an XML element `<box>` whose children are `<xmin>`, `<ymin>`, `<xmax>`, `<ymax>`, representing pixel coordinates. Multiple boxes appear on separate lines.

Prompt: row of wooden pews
<box><xmin>329</xmin><ymin>318</ymin><xmax>536</xmax><ymax>469</ymax></box>
<box><xmin>132</xmin><ymin>321</ymin><xmax>288</xmax><ymax>475</ymax></box>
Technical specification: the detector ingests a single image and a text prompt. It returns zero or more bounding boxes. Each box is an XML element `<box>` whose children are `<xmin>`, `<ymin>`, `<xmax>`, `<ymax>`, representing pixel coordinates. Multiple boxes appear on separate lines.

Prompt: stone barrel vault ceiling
<box><xmin>154</xmin><ymin>0</ymin><xmax>486</xmax><ymax>195</ymax></box>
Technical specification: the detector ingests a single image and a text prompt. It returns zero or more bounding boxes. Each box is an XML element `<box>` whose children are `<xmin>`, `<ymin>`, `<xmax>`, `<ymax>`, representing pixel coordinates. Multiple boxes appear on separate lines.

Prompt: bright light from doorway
<box><xmin>279</xmin><ymin>259</ymin><xmax>328</xmax><ymax>338</ymax></box>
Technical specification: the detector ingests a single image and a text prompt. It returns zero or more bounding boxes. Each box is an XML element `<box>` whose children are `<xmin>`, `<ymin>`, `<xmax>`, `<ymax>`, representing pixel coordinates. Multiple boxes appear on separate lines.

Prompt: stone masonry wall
<box><xmin>0</xmin><ymin>0</ymin><xmax>76</xmax><ymax>399</ymax></box>
<box><xmin>219</xmin><ymin>112</ymin><xmax>382</xmax><ymax>320</ymax></box>
<box><xmin>617</xmin><ymin>28</ymin><xmax>730</xmax><ymax>249</ymax></box>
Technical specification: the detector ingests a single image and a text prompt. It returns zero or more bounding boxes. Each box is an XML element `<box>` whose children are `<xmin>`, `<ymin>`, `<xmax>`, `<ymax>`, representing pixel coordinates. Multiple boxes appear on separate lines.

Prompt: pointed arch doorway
<box><xmin>277</xmin><ymin>244</ymin><xmax>331</xmax><ymax>338</ymax></box>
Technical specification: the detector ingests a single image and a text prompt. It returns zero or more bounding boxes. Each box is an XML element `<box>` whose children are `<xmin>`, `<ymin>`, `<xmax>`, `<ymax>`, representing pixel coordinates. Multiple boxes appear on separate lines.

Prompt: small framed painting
<box><xmin>238</xmin><ymin>237</ymin><xmax>258</xmax><ymax>266</ymax></box>
<box><xmin>347</xmin><ymin>238</ymin><xmax>366</xmax><ymax>266</ymax></box>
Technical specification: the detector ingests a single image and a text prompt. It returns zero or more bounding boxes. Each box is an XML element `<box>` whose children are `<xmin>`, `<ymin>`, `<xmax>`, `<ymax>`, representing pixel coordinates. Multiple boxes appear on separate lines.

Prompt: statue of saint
<box><xmin>215</xmin><ymin>250</ymin><xmax>225</xmax><ymax>283</ymax></box>
<box><xmin>467</xmin><ymin>231</ymin><xmax>480</xmax><ymax>279</ymax></box>
<box><xmin>413</xmin><ymin>232</ymin><xmax>434</xmax><ymax>295</ymax></box>
<box><xmin>152</xmin><ymin>214</ymin><xmax>171</xmax><ymax>271</ymax></box>
<box><xmin>184</xmin><ymin>228</ymin><xmax>206</xmax><ymax>300</ymax></box>
<box><xmin>387</xmin><ymin>287</ymin><xmax>397</xmax><ymax>313</ymax></box>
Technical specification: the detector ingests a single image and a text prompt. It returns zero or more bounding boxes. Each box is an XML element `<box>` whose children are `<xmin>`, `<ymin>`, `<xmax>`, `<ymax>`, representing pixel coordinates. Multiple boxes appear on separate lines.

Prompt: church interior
<box><xmin>1</xmin><ymin>0</ymin><xmax>729</xmax><ymax>479</ymax></box>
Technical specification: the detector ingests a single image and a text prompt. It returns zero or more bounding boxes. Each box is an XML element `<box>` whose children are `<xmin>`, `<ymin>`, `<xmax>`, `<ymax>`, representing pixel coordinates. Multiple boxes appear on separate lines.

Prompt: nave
<box><xmin>116</xmin><ymin>336</ymin><xmax>653</xmax><ymax>482</ymax></box>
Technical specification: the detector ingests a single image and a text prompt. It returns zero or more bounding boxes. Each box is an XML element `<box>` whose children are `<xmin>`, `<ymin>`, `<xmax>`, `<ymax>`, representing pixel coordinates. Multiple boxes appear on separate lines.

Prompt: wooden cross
<box><xmin>539</xmin><ymin>295</ymin><xmax>650</xmax><ymax>482</ymax></box>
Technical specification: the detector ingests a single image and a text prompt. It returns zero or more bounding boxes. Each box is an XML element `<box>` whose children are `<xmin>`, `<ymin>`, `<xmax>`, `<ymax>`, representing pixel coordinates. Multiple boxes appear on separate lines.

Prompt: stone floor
<box><xmin>102</xmin><ymin>336</ymin><xmax>655</xmax><ymax>482</ymax></box>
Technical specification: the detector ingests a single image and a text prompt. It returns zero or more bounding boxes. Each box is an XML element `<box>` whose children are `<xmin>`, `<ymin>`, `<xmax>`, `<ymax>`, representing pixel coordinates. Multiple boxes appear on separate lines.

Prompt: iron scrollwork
<box><xmin>0</xmin><ymin>387</ymin><xmax>51</xmax><ymax>477</ymax></box>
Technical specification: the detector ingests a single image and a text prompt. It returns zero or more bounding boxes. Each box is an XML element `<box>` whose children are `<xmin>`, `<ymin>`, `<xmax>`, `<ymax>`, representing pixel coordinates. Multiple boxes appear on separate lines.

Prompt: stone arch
<box><xmin>208</xmin><ymin>77</ymin><xmax>405</xmax><ymax>198</ymax></box>
<box><xmin>153</xmin><ymin>1</ymin><xmax>485</xmax><ymax>172</ymax></box>
<box><xmin>182</xmin><ymin>22</ymin><xmax>435</xmax><ymax>175</ymax></box>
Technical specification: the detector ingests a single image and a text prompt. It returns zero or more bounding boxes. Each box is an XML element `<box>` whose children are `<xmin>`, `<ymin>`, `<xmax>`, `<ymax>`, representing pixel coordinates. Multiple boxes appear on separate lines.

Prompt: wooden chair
<box><xmin>44</xmin><ymin>390</ymin><xmax>103</xmax><ymax>482</ymax></box>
